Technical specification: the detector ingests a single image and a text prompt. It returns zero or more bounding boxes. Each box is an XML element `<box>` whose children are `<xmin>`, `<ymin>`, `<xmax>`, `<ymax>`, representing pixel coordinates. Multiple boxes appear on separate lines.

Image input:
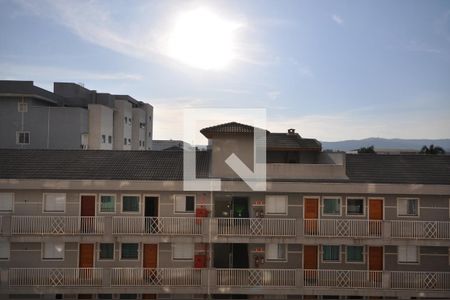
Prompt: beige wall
<box><xmin>113</xmin><ymin>100</ymin><xmax>132</xmax><ymax>150</ymax></box>
<box><xmin>87</xmin><ymin>104</ymin><xmax>113</xmax><ymax>150</ymax></box>
<box><xmin>211</xmin><ymin>136</ymin><xmax>254</xmax><ymax>178</ymax></box>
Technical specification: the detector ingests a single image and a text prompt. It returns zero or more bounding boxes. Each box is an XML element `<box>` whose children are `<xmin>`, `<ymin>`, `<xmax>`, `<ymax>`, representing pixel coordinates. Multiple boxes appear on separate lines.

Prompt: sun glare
<box><xmin>167</xmin><ymin>8</ymin><xmax>241</xmax><ymax>70</ymax></box>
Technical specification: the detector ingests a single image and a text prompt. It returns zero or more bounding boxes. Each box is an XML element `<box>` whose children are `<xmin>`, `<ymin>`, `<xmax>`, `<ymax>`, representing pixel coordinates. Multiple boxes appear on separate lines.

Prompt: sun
<box><xmin>167</xmin><ymin>8</ymin><xmax>241</xmax><ymax>70</ymax></box>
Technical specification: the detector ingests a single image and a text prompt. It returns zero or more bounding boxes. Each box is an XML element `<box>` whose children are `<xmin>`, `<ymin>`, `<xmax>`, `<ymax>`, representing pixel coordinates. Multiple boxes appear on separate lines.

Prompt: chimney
<box><xmin>288</xmin><ymin>128</ymin><xmax>295</xmax><ymax>135</ymax></box>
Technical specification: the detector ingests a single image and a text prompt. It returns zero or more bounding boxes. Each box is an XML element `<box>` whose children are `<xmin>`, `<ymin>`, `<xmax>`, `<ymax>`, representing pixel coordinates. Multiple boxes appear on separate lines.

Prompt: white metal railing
<box><xmin>11</xmin><ymin>216</ymin><xmax>104</xmax><ymax>235</ymax></box>
<box><xmin>9</xmin><ymin>268</ymin><xmax>103</xmax><ymax>286</ymax></box>
<box><xmin>215</xmin><ymin>269</ymin><xmax>296</xmax><ymax>287</ymax></box>
<box><xmin>111</xmin><ymin>268</ymin><xmax>203</xmax><ymax>286</ymax></box>
<box><xmin>304</xmin><ymin>270</ymin><xmax>382</xmax><ymax>288</ymax></box>
<box><xmin>112</xmin><ymin>217</ymin><xmax>206</xmax><ymax>235</ymax></box>
<box><xmin>304</xmin><ymin>219</ymin><xmax>382</xmax><ymax>237</ymax></box>
<box><xmin>391</xmin><ymin>271</ymin><xmax>450</xmax><ymax>290</ymax></box>
<box><xmin>215</xmin><ymin>218</ymin><xmax>296</xmax><ymax>237</ymax></box>
<box><xmin>391</xmin><ymin>221</ymin><xmax>450</xmax><ymax>239</ymax></box>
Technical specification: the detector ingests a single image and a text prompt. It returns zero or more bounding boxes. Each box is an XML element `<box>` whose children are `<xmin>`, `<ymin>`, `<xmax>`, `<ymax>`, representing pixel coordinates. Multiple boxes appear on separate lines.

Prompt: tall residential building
<box><xmin>0</xmin><ymin>122</ymin><xmax>449</xmax><ymax>299</ymax></box>
<box><xmin>0</xmin><ymin>80</ymin><xmax>153</xmax><ymax>150</ymax></box>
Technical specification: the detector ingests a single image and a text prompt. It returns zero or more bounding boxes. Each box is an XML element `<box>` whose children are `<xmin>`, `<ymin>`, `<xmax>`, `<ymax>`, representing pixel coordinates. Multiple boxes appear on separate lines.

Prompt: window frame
<box><xmin>345</xmin><ymin>246</ymin><xmax>365</xmax><ymax>263</ymax></box>
<box><xmin>99</xmin><ymin>194</ymin><xmax>116</xmax><ymax>213</ymax></box>
<box><xmin>265</xmin><ymin>195</ymin><xmax>288</xmax><ymax>216</ymax></box>
<box><xmin>265</xmin><ymin>243</ymin><xmax>288</xmax><ymax>262</ymax></box>
<box><xmin>16</xmin><ymin>131</ymin><xmax>30</xmax><ymax>145</ymax></box>
<box><xmin>398</xmin><ymin>245</ymin><xmax>420</xmax><ymax>264</ymax></box>
<box><xmin>346</xmin><ymin>197</ymin><xmax>366</xmax><ymax>217</ymax></box>
<box><xmin>172</xmin><ymin>243</ymin><xmax>194</xmax><ymax>261</ymax></box>
<box><xmin>0</xmin><ymin>192</ymin><xmax>14</xmax><ymax>212</ymax></box>
<box><xmin>0</xmin><ymin>240</ymin><xmax>10</xmax><ymax>260</ymax></box>
<box><xmin>173</xmin><ymin>194</ymin><xmax>196</xmax><ymax>214</ymax></box>
<box><xmin>121</xmin><ymin>194</ymin><xmax>141</xmax><ymax>214</ymax></box>
<box><xmin>18</xmin><ymin>101</ymin><xmax>28</xmax><ymax>112</ymax></box>
<box><xmin>397</xmin><ymin>197</ymin><xmax>420</xmax><ymax>217</ymax></box>
<box><xmin>322</xmin><ymin>197</ymin><xmax>342</xmax><ymax>216</ymax></box>
<box><xmin>98</xmin><ymin>243</ymin><xmax>115</xmax><ymax>261</ymax></box>
<box><xmin>322</xmin><ymin>245</ymin><xmax>341</xmax><ymax>263</ymax></box>
<box><xmin>42</xmin><ymin>241</ymin><xmax>65</xmax><ymax>261</ymax></box>
<box><xmin>120</xmin><ymin>243</ymin><xmax>139</xmax><ymax>261</ymax></box>
<box><xmin>42</xmin><ymin>193</ymin><xmax>66</xmax><ymax>213</ymax></box>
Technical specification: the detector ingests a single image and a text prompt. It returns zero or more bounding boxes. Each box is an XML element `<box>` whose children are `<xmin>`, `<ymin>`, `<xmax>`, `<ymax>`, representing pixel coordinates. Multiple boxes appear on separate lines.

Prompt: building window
<box><xmin>0</xmin><ymin>193</ymin><xmax>14</xmax><ymax>212</ymax></box>
<box><xmin>174</xmin><ymin>195</ymin><xmax>195</xmax><ymax>213</ymax></box>
<box><xmin>172</xmin><ymin>243</ymin><xmax>194</xmax><ymax>260</ymax></box>
<box><xmin>0</xmin><ymin>240</ymin><xmax>10</xmax><ymax>260</ymax></box>
<box><xmin>43</xmin><ymin>193</ymin><xmax>66</xmax><ymax>212</ymax></box>
<box><xmin>347</xmin><ymin>198</ymin><xmax>364</xmax><ymax>215</ymax></box>
<box><xmin>100</xmin><ymin>195</ymin><xmax>115</xmax><ymax>213</ymax></box>
<box><xmin>121</xmin><ymin>243</ymin><xmax>138</xmax><ymax>260</ymax></box>
<box><xmin>18</xmin><ymin>102</ymin><xmax>28</xmax><ymax>112</ymax></box>
<box><xmin>98</xmin><ymin>295</ymin><xmax>113</xmax><ymax>299</ymax></box>
<box><xmin>101</xmin><ymin>134</ymin><xmax>106</xmax><ymax>143</ymax></box>
<box><xmin>323</xmin><ymin>245</ymin><xmax>340</xmax><ymax>262</ymax></box>
<box><xmin>346</xmin><ymin>246</ymin><xmax>364</xmax><ymax>263</ymax></box>
<box><xmin>16</xmin><ymin>131</ymin><xmax>30</xmax><ymax>145</ymax></box>
<box><xmin>148</xmin><ymin>131</ymin><xmax>152</xmax><ymax>137</ymax></box>
<box><xmin>265</xmin><ymin>195</ymin><xmax>288</xmax><ymax>215</ymax></box>
<box><xmin>124</xmin><ymin>138</ymin><xmax>127</xmax><ymax>145</ymax></box>
<box><xmin>127</xmin><ymin>138</ymin><xmax>131</xmax><ymax>144</ymax></box>
<box><xmin>266</xmin><ymin>243</ymin><xmax>287</xmax><ymax>261</ymax></box>
<box><xmin>398</xmin><ymin>246</ymin><xmax>419</xmax><ymax>263</ymax></box>
<box><xmin>119</xmin><ymin>295</ymin><xmax>137</xmax><ymax>299</ymax></box>
<box><xmin>398</xmin><ymin>198</ymin><xmax>419</xmax><ymax>216</ymax></box>
<box><xmin>323</xmin><ymin>197</ymin><xmax>341</xmax><ymax>215</ymax></box>
<box><xmin>140</xmin><ymin>122</ymin><xmax>145</xmax><ymax>129</ymax></box>
<box><xmin>43</xmin><ymin>242</ymin><xmax>64</xmax><ymax>260</ymax></box>
<box><xmin>99</xmin><ymin>243</ymin><xmax>114</xmax><ymax>260</ymax></box>
<box><xmin>124</xmin><ymin>116</ymin><xmax>128</xmax><ymax>124</ymax></box>
<box><xmin>122</xmin><ymin>195</ymin><xmax>140</xmax><ymax>213</ymax></box>
<box><xmin>108</xmin><ymin>135</ymin><xmax>112</xmax><ymax>144</ymax></box>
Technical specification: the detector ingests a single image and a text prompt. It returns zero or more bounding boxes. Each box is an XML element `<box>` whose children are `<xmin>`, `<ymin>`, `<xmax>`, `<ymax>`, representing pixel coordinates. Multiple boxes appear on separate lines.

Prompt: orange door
<box><xmin>369</xmin><ymin>246</ymin><xmax>383</xmax><ymax>282</ymax></box>
<box><xmin>79</xmin><ymin>243</ymin><xmax>94</xmax><ymax>284</ymax></box>
<box><xmin>304</xmin><ymin>245</ymin><xmax>318</xmax><ymax>281</ymax></box>
<box><xmin>81</xmin><ymin>195</ymin><xmax>95</xmax><ymax>233</ymax></box>
<box><xmin>143</xmin><ymin>244</ymin><xmax>158</xmax><ymax>298</ymax></box>
<box><xmin>304</xmin><ymin>198</ymin><xmax>319</xmax><ymax>234</ymax></box>
<box><xmin>369</xmin><ymin>199</ymin><xmax>383</xmax><ymax>236</ymax></box>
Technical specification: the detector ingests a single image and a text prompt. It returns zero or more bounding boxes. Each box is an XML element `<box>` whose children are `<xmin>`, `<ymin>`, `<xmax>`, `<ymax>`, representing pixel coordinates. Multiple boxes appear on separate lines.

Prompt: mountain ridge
<box><xmin>321</xmin><ymin>138</ymin><xmax>450</xmax><ymax>152</ymax></box>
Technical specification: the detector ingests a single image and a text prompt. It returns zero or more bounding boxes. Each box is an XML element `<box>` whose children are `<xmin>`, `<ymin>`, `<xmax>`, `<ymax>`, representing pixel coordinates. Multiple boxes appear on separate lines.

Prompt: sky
<box><xmin>0</xmin><ymin>0</ymin><xmax>449</xmax><ymax>142</ymax></box>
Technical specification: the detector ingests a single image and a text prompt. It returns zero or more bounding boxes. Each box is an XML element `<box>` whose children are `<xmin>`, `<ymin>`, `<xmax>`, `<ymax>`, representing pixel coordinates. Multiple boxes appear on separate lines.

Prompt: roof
<box><xmin>200</xmin><ymin>122</ymin><xmax>268</xmax><ymax>138</ymax></box>
<box><xmin>267</xmin><ymin>133</ymin><xmax>321</xmax><ymax>151</ymax></box>
<box><xmin>0</xmin><ymin>80</ymin><xmax>62</xmax><ymax>104</ymax></box>
<box><xmin>0</xmin><ymin>149</ymin><xmax>209</xmax><ymax>181</ymax></box>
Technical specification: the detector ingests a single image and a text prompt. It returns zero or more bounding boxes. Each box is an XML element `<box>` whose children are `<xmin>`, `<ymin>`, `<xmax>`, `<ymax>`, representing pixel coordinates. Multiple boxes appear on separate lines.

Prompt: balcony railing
<box><xmin>111</xmin><ymin>268</ymin><xmax>203</xmax><ymax>286</ymax></box>
<box><xmin>391</xmin><ymin>221</ymin><xmax>450</xmax><ymax>239</ymax></box>
<box><xmin>215</xmin><ymin>269</ymin><xmax>296</xmax><ymax>287</ymax></box>
<box><xmin>215</xmin><ymin>218</ymin><xmax>296</xmax><ymax>237</ymax></box>
<box><xmin>9</xmin><ymin>268</ymin><xmax>103</xmax><ymax>286</ymax></box>
<box><xmin>11</xmin><ymin>216</ymin><xmax>104</xmax><ymax>235</ymax></box>
<box><xmin>304</xmin><ymin>219</ymin><xmax>383</xmax><ymax>237</ymax></box>
<box><xmin>112</xmin><ymin>217</ymin><xmax>206</xmax><ymax>235</ymax></box>
<box><xmin>391</xmin><ymin>271</ymin><xmax>450</xmax><ymax>290</ymax></box>
<box><xmin>304</xmin><ymin>270</ymin><xmax>382</xmax><ymax>288</ymax></box>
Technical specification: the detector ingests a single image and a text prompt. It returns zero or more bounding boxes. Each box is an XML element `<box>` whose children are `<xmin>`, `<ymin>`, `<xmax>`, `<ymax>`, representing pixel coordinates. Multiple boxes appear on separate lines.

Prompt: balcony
<box><xmin>111</xmin><ymin>268</ymin><xmax>204</xmax><ymax>286</ymax></box>
<box><xmin>304</xmin><ymin>219</ymin><xmax>383</xmax><ymax>237</ymax></box>
<box><xmin>391</xmin><ymin>271</ymin><xmax>450</xmax><ymax>290</ymax></box>
<box><xmin>9</xmin><ymin>268</ymin><xmax>103</xmax><ymax>287</ymax></box>
<box><xmin>112</xmin><ymin>217</ymin><xmax>207</xmax><ymax>235</ymax></box>
<box><xmin>215</xmin><ymin>269</ymin><xmax>296</xmax><ymax>287</ymax></box>
<box><xmin>213</xmin><ymin>218</ymin><xmax>296</xmax><ymax>237</ymax></box>
<box><xmin>11</xmin><ymin>216</ymin><xmax>104</xmax><ymax>235</ymax></box>
<box><xmin>391</xmin><ymin>221</ymin><xmax>450</xmax><ymax>239</ymax></box>
<box><xmin>304</xmin><ymin>270</ymin><xmax>382</xmax><ymax>288</ymax></box>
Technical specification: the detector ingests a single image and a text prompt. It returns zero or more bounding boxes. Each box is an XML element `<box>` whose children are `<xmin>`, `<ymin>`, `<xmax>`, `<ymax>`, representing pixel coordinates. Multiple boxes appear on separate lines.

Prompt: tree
<box><xmin>357</xmin><ymin>145</ymin><xmax>375</xmax><ymax>154</ymax></box>
<box><xmin>419</xmin><ymin>144</ymin><xmax>445</xmax><ymax>154</ymax></box>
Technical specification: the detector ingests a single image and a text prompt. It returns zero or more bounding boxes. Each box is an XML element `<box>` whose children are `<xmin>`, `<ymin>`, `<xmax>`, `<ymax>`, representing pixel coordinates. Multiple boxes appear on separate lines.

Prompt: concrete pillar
<box><xmin>382</xmin><ymin>271</ymin><xmax>390</xmax><ymax>289</ymax></box>
<box><xmin>296</xmin><ymin>269</ymin><xmax>303</xmax><ymax>288</ymax></box>
<box><xmin>384</xmin><ymin>221</ymin><xmax>391</xmax><ymax>238</ymax></box>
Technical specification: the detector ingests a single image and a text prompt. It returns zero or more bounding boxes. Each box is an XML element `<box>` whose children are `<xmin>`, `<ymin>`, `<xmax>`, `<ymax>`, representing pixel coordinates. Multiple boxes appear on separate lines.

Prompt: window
<box><xmin>124</xmin><ymin>116</ymin><xmax>128</xmax><ymax>124</ymax></box>
<box><xmin>265</xmin><ymin>195</ymin><xmax>288</xmax><ymax>215</ymax></box>
<box><xmin>347</xmin><ymin>198</ymin><xmax>364</xmax><ymax>215</ymax></box>
<box><xmin>122</xmin><ymin>195</ymin><xmax>140</xmax><ymax>213</ymax></box>
<box><xmin>124</xmin><ymin>138</ymin><xmax>127</xmax><ymax>145</ymax></box>
<box><xmin>172</xmin><ymin>243</ymin><xmax>194</xmax><ymax>260</ymax></box>
<box><xmin>108</xmin><ymin>135</ymin><xmax>112</xmax><ymax>144</ymax></box>
<box><xmin>174</xmin><ymin>195</ymin><xmax>195</xmax><ymax>213</ymax></box>
<box><xmin>266</xmin><ymin>243</ymin><xmax>287</xmax><ymax>261</ymax></box>
<box><xmin>18</xmin><ymin>102</ymin><xmax>28</xmax><ymax>112</ymax></box>
<box><xmin>16</xmin><ymin>131</ymin><xmax>30</xmax><ymax>145</ymax></box>
<box><xmin>127</xmin><ymin>138</ymin><xmax>131</xmax><ymax>144</ymax></box>
<box><xmin>121</xmin><ymin>243</ymin><xmax>138</xmax><ymax>260</ymax></box>
<box><xmin>346</xmin><ymin>246</ymin><xmax>364</xmax><ymax>262</ymax></box>
<box><xmin>398</xmin><ymin>198</ymin><xmax>419</xmax><ymax>216</ymax></box>
<box><xmin>43</xmin><ymin>193</ymin><xmax>65</xmax><ymax>212</ymax></box>
<box><xmin>101</xmin><ymin>134</ymin><xmax>106</xmax><ymax>143</ymax></box>
<box><xmin>43</xmin><ymin>242</ymin><xmax>64</xmax><ymax>260</ymax></box>
<box><xmin>0</xmin><ymin>193</ymin><xmax>14</xmax><ymax>212</ymax></box>
<box><xmin>323</xmin><ymin>197</ymin><xmax>341</xmax><ymax>215</ymax></box>
<box><xmin>398</xmin><ymin>246</ymin><xmax>419</xmax><ymax>263</ymax></box>
<box><xmin>0</xmin><ymin>240</ymin><xmax>10</xmax><ymax>260</ymax></box>
<box><xmin>99</xmin><ymin>243</ymin><xmax>114</xmax><ymax>260</ymax></box>
<box><xmin>100</xmin><ymin>194</ymin><xmax>115</xmax><ymax>213</ymax></box>
<box><xmin>98</xmin><ymin>295</ymin><xmax>113</xmax><ymax>299</ymax></box>
<box><xmin>323</xmin><ymin>245</ymin><xmax>340</xmax><ymax>262</ymax></box>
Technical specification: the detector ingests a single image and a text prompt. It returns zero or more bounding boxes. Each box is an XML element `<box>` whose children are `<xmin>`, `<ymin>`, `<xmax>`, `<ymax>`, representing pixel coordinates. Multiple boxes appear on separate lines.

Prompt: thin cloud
<box><xmin>331</xmin><ymin>14</ymin><xmax>344</xmax><ymax>25</ymax></box>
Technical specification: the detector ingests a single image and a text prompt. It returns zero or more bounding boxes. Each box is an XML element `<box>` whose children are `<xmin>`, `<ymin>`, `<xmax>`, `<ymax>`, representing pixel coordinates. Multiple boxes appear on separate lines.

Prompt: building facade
<box><xmin>0</xmin><ymin>81</ymin><xmax>153</xmax><ymax>150</ymax></box>
<box><xmin>0</xmin><ymin>122</ymin><xmax>449</xmax><ymax>299</ymax></box>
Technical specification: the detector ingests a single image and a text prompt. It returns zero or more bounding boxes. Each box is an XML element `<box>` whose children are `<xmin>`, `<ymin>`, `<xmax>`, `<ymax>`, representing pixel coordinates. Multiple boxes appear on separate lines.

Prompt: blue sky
<box><xmin>0</xmin><ymin>0</ymin><xmax>449</xmax><ymax>141</ymax></box>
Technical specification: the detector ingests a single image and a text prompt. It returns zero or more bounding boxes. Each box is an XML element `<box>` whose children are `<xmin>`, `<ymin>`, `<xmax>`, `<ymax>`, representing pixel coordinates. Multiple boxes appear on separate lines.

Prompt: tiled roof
<box><xmin>0</xmin><ymin>149</ymin><xmax>209</xmax><ymax>180</ymax></box>
<box><xmin>200</xmin><ymin>122</ymin><xmax>267</xmax><ymax>138</ymax></box>
<box><xmin>267</xmin><ymin>133</ymin><xmax>321</xmax><ymax>150</ymax></box>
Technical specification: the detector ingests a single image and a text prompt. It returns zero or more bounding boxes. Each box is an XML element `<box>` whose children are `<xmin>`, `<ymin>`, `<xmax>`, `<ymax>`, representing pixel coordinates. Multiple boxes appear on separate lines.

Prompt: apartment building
<box><xmin>0</xmin><ymin>122</ymin><xmax>449</xmax><ymax>299</ymax></box>
<box><xmin>0</xmin><ymin>80</ymin><xmax>153</xmax><ymax>150</ymax></box>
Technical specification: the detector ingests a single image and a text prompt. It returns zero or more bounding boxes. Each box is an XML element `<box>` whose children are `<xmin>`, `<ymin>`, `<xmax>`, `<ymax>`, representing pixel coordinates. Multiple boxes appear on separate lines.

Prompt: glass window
<box><xmin>347</xmin><ymin>198</ymin><xmax>364</xmax><ymax>215</ymax></box>
<box><xmin>398</xmin><ymin>198</ymin><xmax>419</xmax><ymax>216</ymax></box>
<box><xmin>0</xmin><ymin>193</ymin><xmax>14</xmax><ymax>212</ymax></box>
<box><xmin>16</xmin><ymin>131</ymin><xmax>30</xmax><ymax>144</ymax></box>
<box><xmin>43</xmin><ymin>242</ymin><xmax>64</xmax><ymax>260</ymax></box>
<box><xmin>266</xmin><ymin>243</ymin><xmax>287</xmax><ymax>261</ymax></box>
<box><xmin>122</xmin><ymin>195</ymin><xmax>139</xmax><ymax>213</ymax></box>
<box><xmin>347</xmin><ymin>246</ymin><xmax>364</xmax><ymax>262</ymax></box>
<box><xmin>119</xmin><ymin>295</ymin><xmax>137</xmax><ymax>299</ymax></box>
<box><xmin>265</xmin><ymin>195</ymin><xmax>288</xmax><ymax>214</ymax></box>
<box><xmin>173</xmin><ymin>243</ymin><xmax>194</xmax><ymax>260</ymax></box>
<box><xmin>100</xmin><ymin>195</ymin><xmax>115</xmax><ymax>212</ymax></box>
<box><xmin>101</xmin><ymin>134</ymin><xmax>106</xmax><ymax>143</ymax></box>
<box><xmin>323</xmin><ymin>197</ymin><xmax>340</xmax><ymax>215</ymax></box>
<box><xmin>98</xmin><ymin>295</ymin><xmax>113</xmax><ymax>299</ymax></box>
<box><xmin>398</xmin><ymin>246</ymin><xmax>418</xmax><ymax>263</ymax></box>
<box><xmin>323</xmin><ymin>245</ymin><xmax>340</xmax><ymax>262</ymax></box>
<box><xmin>174</xmin><ymin>195</ymin><xmax>195</xmax><ymax>213</ymax></box>
<box><xmin>43</xmin><ymin>193</ymin><xmax>65</xmax><ymax>212</ymax></box>
<box><xmin>121</xmin><ymin>243</ymin><xmax>138</xmax><ymax>260</ymax></box>
<box><xmin>108</xmin><ymin>136</ymin><xmax>112</xmax><ymax>144</ymax></box>
<box><xmin>0</xmin><ymin>240</ymin><xmax>10</xmax><ymax>259</ymax></box>
<box><xmin>99</xmin><ymin>243</ymin><xmax>114</xmax><ymax>260</ymax></box>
